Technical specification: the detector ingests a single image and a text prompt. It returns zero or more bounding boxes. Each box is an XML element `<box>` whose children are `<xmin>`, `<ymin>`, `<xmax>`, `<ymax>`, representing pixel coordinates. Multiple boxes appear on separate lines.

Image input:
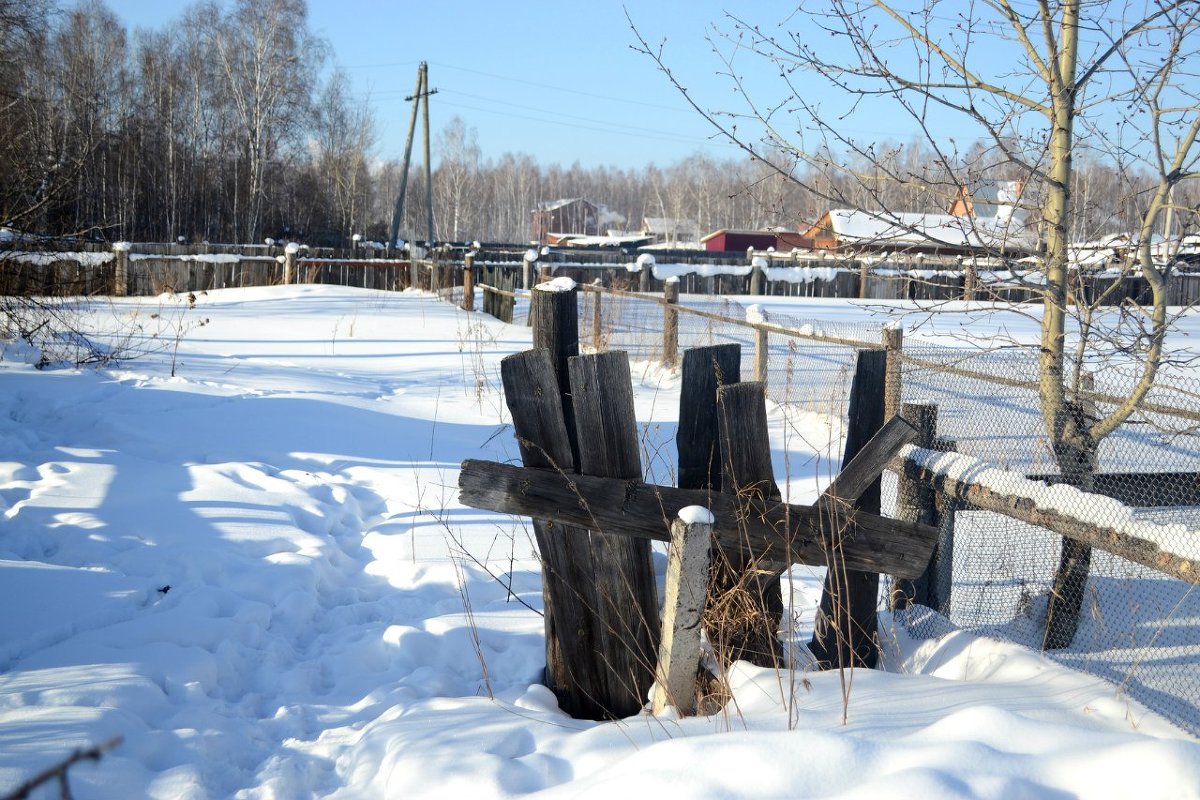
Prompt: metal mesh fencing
<box><xmin>890</xmin><ymin>342</ymin><xmax>1200</xmax><ymax>737</ymax></box>
<box><xmin>578</xmin><ymin>287</ymin><xmax>1200</xmax><ymax>738</ymax></box>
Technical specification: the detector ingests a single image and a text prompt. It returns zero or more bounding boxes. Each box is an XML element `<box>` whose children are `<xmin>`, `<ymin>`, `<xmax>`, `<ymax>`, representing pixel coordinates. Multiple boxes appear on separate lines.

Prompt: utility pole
<box><xmin>389</xmin><ymin>62</ymin><xmax>439</xmax><ymax>258</ymax></box>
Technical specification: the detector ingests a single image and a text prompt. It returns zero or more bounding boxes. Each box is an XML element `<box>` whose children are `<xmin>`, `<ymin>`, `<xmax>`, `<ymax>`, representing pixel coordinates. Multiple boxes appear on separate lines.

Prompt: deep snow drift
<box><xmin>1</xmin><ymin>285</ymin><xmax>1198</xmax><ymax>799</ymax></box>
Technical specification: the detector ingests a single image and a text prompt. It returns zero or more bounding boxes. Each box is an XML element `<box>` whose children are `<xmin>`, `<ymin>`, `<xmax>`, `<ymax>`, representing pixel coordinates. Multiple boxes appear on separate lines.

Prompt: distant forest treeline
<box><xmin>0</xmin><ymin>0</ymin><xmax>1178</xmax><ymax>247</ymax></box>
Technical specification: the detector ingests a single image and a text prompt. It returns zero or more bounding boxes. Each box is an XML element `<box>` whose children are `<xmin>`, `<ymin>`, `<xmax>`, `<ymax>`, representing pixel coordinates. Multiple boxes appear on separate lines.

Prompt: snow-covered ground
<box><xmin>2</xmin><ymin>285</ymin><xmax>1199</xmax><ymax>799</ymax></box>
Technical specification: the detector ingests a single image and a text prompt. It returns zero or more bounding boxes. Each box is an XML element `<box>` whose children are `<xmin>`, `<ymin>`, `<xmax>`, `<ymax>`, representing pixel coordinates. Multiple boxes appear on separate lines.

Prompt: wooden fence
<box><xmin>6</xmin><ymin>243</ymin><xmax>1200</xmax><ymax>305</ymax></box>
<box><xmin>458</xmin><ymin>284</ymin><xmax>939</xmax><ymax>719</ymax></box>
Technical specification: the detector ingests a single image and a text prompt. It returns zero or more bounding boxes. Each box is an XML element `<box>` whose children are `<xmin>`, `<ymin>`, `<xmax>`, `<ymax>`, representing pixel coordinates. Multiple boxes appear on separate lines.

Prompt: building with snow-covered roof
<box><xmin>641</xmin><ymin>217</ymin><xmax>700</xmax><ymax>246</ymax></box>
<box><xmin>800</xmin><ymin>208</ymin><xmax>1034</xmax><ymax>256</ymax></box>
<box><xmin>531</xmin><ymin>198</ymin><xmax>600</xmax><ymax>245</ymax></box>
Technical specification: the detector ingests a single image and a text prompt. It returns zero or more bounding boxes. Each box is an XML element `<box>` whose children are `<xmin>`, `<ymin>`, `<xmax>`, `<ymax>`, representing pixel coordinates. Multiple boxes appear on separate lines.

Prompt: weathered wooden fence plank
<box><xmin>567</xmin><ymin>351</ymin><xmax>660</xmax><ymax>718</ymax></box>
<box><xmin>821</xmin><ymin>414</ymin><xmax>917</xmax><ymax>506</ymax></box>
<box><xmin>499</xmin><ymin>349</ymin><xmax>612</xmax><ymax>720</ymax></box>
<box><xmin>531</xmin><ymin>283</ymin><xmax>580</xmax><ymax>470</ymax></box>
<box><xmin>677</xmin><ymin>344</ymin><xmax>741</xmax><ymax>493</ymax></box>
<box><xmin>712</xmin><ymin>381</ymin><xmax>784</xmax><ymax>666</ymax></box>
<box><xmin>457</xmin><ymin>460</ymin><xmax>939</xmax><ymax>577</ymax></box>
<box><xmin>809</xmin><ymin>349</ymin><xmax>887</xmax><ymax>670</ymax></box>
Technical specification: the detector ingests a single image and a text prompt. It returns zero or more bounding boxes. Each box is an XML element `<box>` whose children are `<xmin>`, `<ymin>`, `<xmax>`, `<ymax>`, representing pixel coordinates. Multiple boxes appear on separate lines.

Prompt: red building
<box><xmin>701</xmin><ymin>229</ymin><xmax>779</xmax><ymax>252</ymax></box>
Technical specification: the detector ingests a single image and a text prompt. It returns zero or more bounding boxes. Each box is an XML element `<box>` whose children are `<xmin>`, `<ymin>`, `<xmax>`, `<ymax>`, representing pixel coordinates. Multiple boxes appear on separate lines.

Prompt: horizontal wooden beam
<box><xmin>894</xmin><ymin>452</ymin><xmax>1199</xmax><ymax>585</ymax></box>
<box><xmin>458</xmin><ymin>459</ymin><xmax>939</xmax><ymax>578</ymax></box>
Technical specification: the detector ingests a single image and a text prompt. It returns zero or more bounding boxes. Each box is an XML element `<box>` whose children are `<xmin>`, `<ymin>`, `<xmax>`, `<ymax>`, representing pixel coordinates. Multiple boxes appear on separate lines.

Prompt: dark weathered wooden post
<box><xmin>567</xmin><ymin>351</ymin><xmax>660</xmax><ymax>716</ymax></box>
<box><xmin>677</xmin><ymin>344</ymin><xmax>741</xmax><ymax>493</ymax></box>
<box><xmin>712</xmin><ymin>381</ymin><xmax>785</xmax><ymax>667</ymax></box>
<box><xmin>663</xmin><ymin>277</ymin><xmax>679</xmax><ymax>367</ymax></box>
<box><xmin>809</xmin><ymin>348</ymin><xmax>887</xmax><ymax>670</ymax></box>
<box><xmin>531</xmin><ymin>280</ymin><xmax>580</xmax><ymax>468</ymax></box>
<box><xmin>499</xmin><ymin>350</ymin><xmax>604</xmax><ymax>719</ymax></box>
<box><xmin>750</xmin><ymin>255</ymin><xmax>765</xmax><ymax>295</ymax></box>
<box><xmin>963</xmin><ymin>258</ymin><xmax>977</xmax><ymax>301</ymax></box>
<box><xmin>462</xmin><ymin>252</ymin><xmax>475</xmax><ymax>312</ymax></box>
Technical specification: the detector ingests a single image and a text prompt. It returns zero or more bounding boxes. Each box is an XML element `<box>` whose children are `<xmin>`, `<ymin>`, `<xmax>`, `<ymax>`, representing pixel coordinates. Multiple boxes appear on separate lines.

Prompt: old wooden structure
<box><xmin>457</xmin><ymin>283</ymin><xmax>939</xmax><ymax>719</ymax></box>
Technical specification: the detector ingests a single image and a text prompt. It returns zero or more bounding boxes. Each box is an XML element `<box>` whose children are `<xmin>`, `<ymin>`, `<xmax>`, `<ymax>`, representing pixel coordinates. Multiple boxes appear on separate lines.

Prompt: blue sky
<box><xmin>101</xmin><ymin>1</ymin><xmax>935</xmax><ymax>170</ymax></box>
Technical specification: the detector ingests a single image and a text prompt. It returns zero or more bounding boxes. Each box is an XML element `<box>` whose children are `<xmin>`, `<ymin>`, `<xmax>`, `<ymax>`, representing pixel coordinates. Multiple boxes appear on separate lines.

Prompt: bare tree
<box><xmin>210</xmin><ymin>0</ymin><xmax>323</xmax><ymax>243</ymax></box>
<box><xmin>633</xmin><ymin>1</ymin><xmax>1200</xmax><ymax>648</ymax></box>
<box><xmin>434</xmin><ymin>116</ymin><xmax>482</xmax><ymax>242</ymax></box>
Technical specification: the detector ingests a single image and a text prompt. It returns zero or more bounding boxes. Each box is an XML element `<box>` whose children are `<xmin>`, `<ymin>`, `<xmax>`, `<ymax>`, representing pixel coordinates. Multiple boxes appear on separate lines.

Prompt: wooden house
<box><xmin>531</xmin><ymin>199</ymin><xmax>600</xmax><ymax>245</ymax></box>
<box><xmin>799</xmin><ymin>208</ymin><xmax>1033</xmax><ymax>257</ymax></box>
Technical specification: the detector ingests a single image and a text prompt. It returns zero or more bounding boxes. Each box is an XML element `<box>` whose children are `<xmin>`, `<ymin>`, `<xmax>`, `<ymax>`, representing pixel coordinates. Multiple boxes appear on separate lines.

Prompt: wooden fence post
<box><xmin>652</xmin><ymin>509</ymin><xmax>713</xmax><ymax>716</ymax></box>
<box><xmin>883</xmin><ymin>325</ymin><xmax>904</xmax><ymax>421</ymax></box>
<box><xmin>750</xmin><ymin>255</ymin><xmax>764</xmax><ymax>295</ymax></box>
<box><xmin>500</xmin><ymin>350</ymin><xmax>603</xmax><ymax>719</ymax></box>
<box><xmin>663</xmin><ymin>278</ymin><xmax>679</xmax><ymax>367</ymax></box>
<box><xmin>713</xmin><ymin>381</ymin><xmax>784</xmax><ymax>668</ymax></box>
<box><xmin>963</xmin><ymin>259</ymin><xmax>977</xmax><ymax>301</ymax></box>
<box><xmin>530</xmin><ymin>281</ymin><xmax>580</xmax><ymax>468</ymax></box>
<box><xmin>754</xmin><ymin>326</ymin><xmax>769</xmax><ymax>387</ymax></box>
<box><xmin>112</xmin><ymin>242</ymin><xmax>129</xmax><ymax>296</ymax></box>
<box><xmin>283</xmin><ymin>243</ymin><xmax>298</xmax><ymax>284</ymax></box>
<box><xmin>523</xmin><ymin>249</ymin><xmax>536</xmax><ymax>290</ymax></box>
<box><xmin>591</xmin><ymin>287</ymin><xmax>603</xmax><ymax>351</ymax></box>
<box><xmin>678</xmin><ymin>344</ymin><xmax>741</xmax><ymax>493</ymax></box>
<box><xmin>568</xmin><ymin>351</ymin><xmax>661</xmax><ymax>718</ymax></box>
<box><xmin>462</xmin><ymin>252</ymin><xmax>474</xmax><ymax>311</ymax></box>
<box><xmin>809</xmin><ymin>348</ymin><xmax>886</xmax><ymax>670</ymax></box>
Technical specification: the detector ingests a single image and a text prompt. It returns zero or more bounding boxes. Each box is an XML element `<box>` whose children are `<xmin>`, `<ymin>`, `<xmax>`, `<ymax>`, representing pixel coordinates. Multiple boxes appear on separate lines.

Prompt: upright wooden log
<box><xmin>753</xmin><ymin>327</ymin><xmax>769</xmax><ymax>386</ymax></box>
<box><xmin>712</xmin><ymin>381</ymin><xmax>784</xmax><ymax>667</ymax></box>
<box><xmin>462</xmin><ymin>252</ymin><xmax>474</xmax><ymax>312</ymax></box>
<box><xmin>283</xmin><ymin>243</ymin><xmax>298</xmax><ymax>284</ymax></box>
<box><xmin>531</xmin><ymin>282</ymin><xmax>580</xmax><ymax>471</ymax></box>
<box><xmin>501</xmin><ymin>349</ymin><xmax>618</xmax><ymax>720</ymax></box>
<box><xmin>112</xmin><ymin>243</ymin><xmax>129</xmax><ymax>296</ymax></box>
<box><xmin>568</xmin><ymin>351</ymin><xmax>660</xmax><ymax>718</ymax></box>
<box><xmin>677</xmin><ymin>344</ymin><xmax>741</xmax><ymax>493</ymax></box>
<box><xmin>809</xmin><ymin>349</ymin><xmax>887</xmax><ymax>670</ymax></box>
<box><xmin>663</xmin><ymin>278</ymin><xmax>680</xmax><ymax>367</ymax></box>
<box><xmin>652</xmin><ymin>511</ymin><xmax>713</xmax><ymax>716</ymax></box>
<box><xmin>500</xmin><ymin>351</ymin><xmax>592</xmax><ymax>714</ymax></box>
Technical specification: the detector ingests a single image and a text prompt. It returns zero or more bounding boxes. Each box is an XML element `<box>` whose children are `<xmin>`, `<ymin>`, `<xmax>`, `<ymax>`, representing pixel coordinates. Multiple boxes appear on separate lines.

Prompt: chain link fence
<box><xmin>576</xmin><ymin>286</ymin><xmax>1200</xmax><ymax>737</ymax></box>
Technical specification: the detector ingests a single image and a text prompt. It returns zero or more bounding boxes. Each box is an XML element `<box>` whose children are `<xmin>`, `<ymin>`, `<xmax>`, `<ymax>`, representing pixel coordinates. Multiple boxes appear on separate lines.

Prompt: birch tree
<box><xmin>210</xmin><ymin>0</ymin><xmax>322</xmax><ymax>242</ymax></box>
<box><xmin>635</xmin><ymin>1</ymin><xmax>1200</xmax><ymax>649</ymax></box>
